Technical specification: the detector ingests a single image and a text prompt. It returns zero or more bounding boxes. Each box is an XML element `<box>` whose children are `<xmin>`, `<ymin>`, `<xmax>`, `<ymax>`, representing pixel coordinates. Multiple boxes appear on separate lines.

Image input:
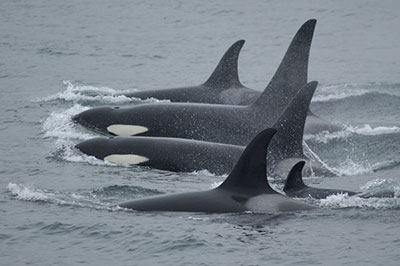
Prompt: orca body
<box><xmin>118</xmin><ymin>129</ymin><xmax>316</xmax><ymax>213</ymax></box>
<box><xmin>284</xmin><ymin>161</ymin><xmax>358</xmax><ymax>199</ymax></box>
<box><xmin>122</xmin><ymin>40</ymin><xmax>259</xmax><ymax>105</ymax></box>
<box><xmin>77</xmin><ymin>81</ymin><xmax>336</xmax><ymax>177</ymax></box>
<box><xmin>117</xmin><ymin>21</ymin><xmax>338</xmax><ymax>135</ymax></box>
<box><xmin>73</xmin><ymin>20</ymin><xmax>317</xmax><ymax>145</ymax></box>
<box><xmin>77</xmin><ymin>136</ymin><xmax>243</xmax><ymax>175</ymax></box>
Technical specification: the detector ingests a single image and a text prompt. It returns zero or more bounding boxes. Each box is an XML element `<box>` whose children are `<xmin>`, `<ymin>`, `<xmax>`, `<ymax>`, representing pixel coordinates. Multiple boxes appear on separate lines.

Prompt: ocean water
<box><xmin>1</xmin><ymin>1</ymin><xmax>400</xmax><ymax>265</ymax></box>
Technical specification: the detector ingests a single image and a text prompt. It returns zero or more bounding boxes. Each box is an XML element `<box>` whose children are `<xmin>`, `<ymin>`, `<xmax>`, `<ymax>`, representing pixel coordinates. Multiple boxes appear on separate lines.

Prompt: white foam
<box><xmin>303</xmin><ymin>141</ymin><xmax>341</xmax><ymax>176</ymax></box>
<box><xmin>359</xmin><ymin>178</ymin><xmax>400</xmax><ymax>198</ymax></box>
<box><xmin>209</xmin><ymin>181</ymin><xmax>223</xmax><ymax>189</ymax></box>
<box><xmin>7</xmin><ymin>183</ymin><xmax>51</xmax><ymax>202</ymax></box>
<box><xmin>313</xmin><ymin>84</ymin><xmax>369</xmax><ymax>102</ymax></box>
<box><xmin>190</xmin><ymin>169</ymin><xmax>219</xmax><ymax>177</ymax></box>
<box><xmin>333</xmin><ymin>157</ymin><xmax>373</xmax><ymax>176</ymax></box>
<box><xmin>43</xmin><ymin>104</ymin><xmax>94</xmax><ymax>140</ymax></box>
<box><xmin>304</xmin><ymin>130</ymin><xmax>352</xmax><ymax>144</ymax></box>
<box><xmin>42</xmin><ymin>104</ymin><xmax>111</xmax><ymax>165</ymax></box>
<box><xmin>39</xmin><ymin>81</ymin><xmax>170</xmax><ymax>104</ymax></box>
<box><xmin>304</xmin><ymin>124</ymin><xmax>400</xmax><ymax>144</ymax></box>
<box><xmin>318</xmin><ymin>193</ymin><xmax>400</xmax><ymax>209</ymax></box>
<box><xmin>6</xmin><ymin>183</ymin><xmax>114</xmax><ymax>210</ymax></box>
<box><xmin>54</xmin><ymin>139</ymin><xmax>114</xmax><ymax>166</ymax></box>
<box><xmin>346</xmin><ymin>124</ymin><xmax>400</xmax><ymax>136</ymax></box>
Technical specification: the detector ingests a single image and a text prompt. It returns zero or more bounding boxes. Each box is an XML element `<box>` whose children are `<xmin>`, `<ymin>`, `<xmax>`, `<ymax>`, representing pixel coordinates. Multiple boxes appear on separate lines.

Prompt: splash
<box><xmin>43</xmin><ymin>104</ymin><xmax>93</xmax><ymax>140</ymax></box>
<box><xmin>318</xmin><ymin>193</ymin><xmax>400</xmax><ymax>209</ymax></box>
<box><xmin>40</xmin><ymin>81</ymin><xmax>170</xmax><ymax>104</ymax></box>
<box><xmin>304</xmin><ymin>130</ymin><xmax>352</xmax><ymax>144</ymax></box>
<box><xmin>332</xmin><ymin>157</ymin><xmax>373</xmax><ymax>176</ymax></box>
<box><xmin>312</xmin><ymin>82</ymin><xmax>400</xmax><ymax>102</ymax></box>
<box><xmin>6</xmin><ymin>183</ymin><xmax>119</xmax><ymax>211</ymax></box>
<box><xmin>190</xmin><ymin>169</ymin><xmax>220</xmax><ymax>177</ymax></box>
<box><xmin>346</xmin><ymin>124</ymin><xmax>400</xmax><ymax>136</ymax></box>
<box><xmin>7</xmin><ymin>183</ymin><xmax>51</xmax><ymax>202</ymax></box>
<box><xmin>304</xmin><ymin>124</ymin><xmax>400</xmax><ymax>144</ymax></box>
<box><xmin>209</xmin><ymin>181</ymin><xmax>223</xmax><ymax>189</ymax></box>
<box><xmin>50</xmin><ymin>139</ymin><xmax>115</xmax><ymax>166</ymax></box>
<box><xmin>359</xmin><ymin>178</ymin><xmax>400</xmax><ymax>198</ymax></box>
<box><xmin>303</xmin><ymin>141</ymin><xmax>340</xmax><ymax>176</ymax></box>
<box><xmin>312</xmin><ymin>83</ymin><xmax>369</xmax><ymax>102</ymax></box>
<box><xmin>42</xmin><ymin>105</ymin><xmax>121</xmax><ymax>166</ymax></box>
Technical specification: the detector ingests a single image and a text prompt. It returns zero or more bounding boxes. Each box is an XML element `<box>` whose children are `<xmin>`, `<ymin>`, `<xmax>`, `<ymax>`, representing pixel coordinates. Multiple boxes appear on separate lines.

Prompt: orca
<box><xmin>122</xmin><ymin>40</ymin><xmax>259</xmax><ymax>105</ymax></box>
<box><xmin>76</xmin><ymin>81</ymin><xmax>336</xmax><ymax>177</ymax></box>
<box><xmin>118</xmin><ymin>128</ymin><xmax>316</xmax><ymax>213</ymax></box>
<box><xmin>73</xmin><ymin>19</ymin><xmax>317</xmax><ymax>145</ymax></box>
<box><xmin>118</xmin><ymin>20</ymin><xmax>340</xmax><ymax>135</ymax></box>
<box><xmin>283</xmin><ymin>161</ymin><xmax>358</xmax><ymax>199</ymax></box>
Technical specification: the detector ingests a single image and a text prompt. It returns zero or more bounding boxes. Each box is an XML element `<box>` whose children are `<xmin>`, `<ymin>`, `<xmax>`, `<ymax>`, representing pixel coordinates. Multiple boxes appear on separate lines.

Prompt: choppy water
<box><xmin>1</xmin><ymin>1</ymin><xmax>400</xmax><ymax>265</ymax></box>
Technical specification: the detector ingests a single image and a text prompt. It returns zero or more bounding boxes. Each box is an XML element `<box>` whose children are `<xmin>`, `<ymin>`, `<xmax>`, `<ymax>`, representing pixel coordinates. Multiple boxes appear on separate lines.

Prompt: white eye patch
<box><xmin>107</xmin><ymin>125</ymin><xmax>148</xmax><ymax>136</ymax></box>
<box><xmin>104</xmin><ymin>154</ymin><xmax>149</xmax><ymax>165</ymax></box>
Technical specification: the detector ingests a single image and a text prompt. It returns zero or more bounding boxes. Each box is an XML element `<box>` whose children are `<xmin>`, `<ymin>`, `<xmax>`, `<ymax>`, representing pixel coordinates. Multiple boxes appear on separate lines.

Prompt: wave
<box><xmin>42</xmin><ymin>104</ymin><xmax>120</xmax><ymax>165</ymax></box>
<box><xmin>333</xmin><ymin>158</ymin><xmax>373</xmax><ymax>176</ymax></box>
<box><xmin>313</xmin><ymin>85</ymin><xmax>368</xmax><ymax>102</ymax></box>
<box><xmin>359</xmin><ymin>178</ymin><xmax>400</xmax><ymax>198</ymax></box>
<box><xmin>346</xmin><ymin>124</ymin><xmax>400</xmax><ymax>135</ymax></box>
<box><xmin>39</xmin><ymin>81</ymin><xmax>170</xmax><ymax>105</ymax></box>
<box><xmin>6</xmin><ymin>183</ymin><xmax>163</xmax><ymax>211</ymax></box>
<box><xmin>48</xmin><ymin>139</ymin><xmax>114</xmax><ymax>166</ymax></box>
<box><xmin>42</xmin><ymin>104</ymin><xmax>93</xmax><ymax>140</ymax></box>
<box><xmin>318</xmin><ymin>193</ymin><xmax>400</xmax><ymax>210</ymax></box>
<box><xmin>304</xmin><ymin>130</ymin><xmax>352</xmax><ymax>144</ymax></box>
<box><xmin>6</xmin><ymin>183</ymin><xmax>111</xmax><ymax>210</ymax></box>
<box><xmin>313</xmin><ymin>82</ymin><xmax>400</xmax><ymax>102</ymax></box>
<box><xmin>304</xmin><ymin>124</ymin><xmax>400</xmax><ymax>144</ymax></box>
<box><xmin>91</xmin><ymin>185</ymin><xmax>163</xmax><ymax>199</ymax></box>
<box><xmin>314</xmin><ymin>178</ymin><xmax>400</xmax><ymax>209</ymax></box>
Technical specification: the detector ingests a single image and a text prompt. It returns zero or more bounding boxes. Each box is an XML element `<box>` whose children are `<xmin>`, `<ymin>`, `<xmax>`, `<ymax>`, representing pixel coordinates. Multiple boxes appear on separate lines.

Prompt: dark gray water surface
<box><xmin>1</xmin><ymin>1</ymin><xmax>400</xmax><ymax>265</ymax></box>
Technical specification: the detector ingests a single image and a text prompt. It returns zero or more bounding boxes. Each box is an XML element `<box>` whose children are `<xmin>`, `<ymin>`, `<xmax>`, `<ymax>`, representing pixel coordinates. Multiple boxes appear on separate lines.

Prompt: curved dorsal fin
<box><xmin>283</xmin><ymin>161</ymin><xmax>307</xmax><ymax>191</ymax></box>
<box><xmin>218</xmin><ymin>128</ymin><xmax>277</xmax><ymax>193</ymax></box>
<box><xmin>203</xmin><ymin>40</ymin><xmax>245</xmax><ymax>88</ymax></box>
<box><xmin>269</xmin><ymin>81</ymin><xmax>318</xmax><ymax>162</ymax></box>
<box><xmin>251</xmin><ymin>19</ymin><xmax>316</xmax><ymax>116</ymax></box>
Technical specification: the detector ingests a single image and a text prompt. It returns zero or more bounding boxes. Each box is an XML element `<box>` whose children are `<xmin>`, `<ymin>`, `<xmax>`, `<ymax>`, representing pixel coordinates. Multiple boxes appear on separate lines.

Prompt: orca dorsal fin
<box><xmin>251</xmin><ymin>19</ymin><xmax>316</xmax><ymax>116</ymax></box>
<box><xmin>269</xmin><ymin>81</ymin><xmax>318</xmax><ymax>162</ymax></box>
<box><xmin>283</xmin><ymin>161</ymin><xmax>307</xmax><ymax>191</ymax></box>
<box><xmin>218</xmin><ymin>128</ymin><xmax>277</xmax><ymax>193</ymax></box>
<box><xmin>203</xmin><ymin>40</ymin><xmax>245</xmax><ymax>88</ymax></box>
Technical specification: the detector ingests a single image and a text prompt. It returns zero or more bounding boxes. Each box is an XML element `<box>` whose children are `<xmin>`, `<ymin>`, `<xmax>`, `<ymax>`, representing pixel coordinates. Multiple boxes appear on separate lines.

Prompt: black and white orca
<box><xmin>283</xmin><ymin>161</ymin><xmax>358</xmax><ymax>199</ymax></box>
<box><xmin>118</xmin><ymin>128</ymin><xmax>316</xmax><ymax>213</ymax></box>
<box><xmin>122</xmin><ymin>40</ymin><xmax>259</xmax><ymax>105</ymax></box>
<box><xmin>74</xmin><ymin>19</ymin><xmax>323</xmax><ymax>145</ymax></box>
<box><xmin>77</xmin><ymin>81</ymin><xmax>336</xmax><ymax>177</ymax></box>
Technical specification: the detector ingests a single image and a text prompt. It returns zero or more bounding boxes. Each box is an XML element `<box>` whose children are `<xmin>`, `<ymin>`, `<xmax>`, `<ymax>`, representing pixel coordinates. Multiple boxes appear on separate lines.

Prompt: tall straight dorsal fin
<box><xmin>203</xmin><ymin>40</ymin><xmax>245</xmax><ymax>88</ymax></box>
<box><xmin>283</xmin><ymin>161</ymin><xmax>307</xmax><ymax>191</ymax></box>
<box><xmin>252</xmin><ymin>19</ymin><xmax>316</xmax><ymax>116</ymax></box>
<box><xmin>269</xmin><ymin>81</ymin><xmax>318</xmax><ymax>162</ymax></box>
<box><xmin>218</xmin><ymin>128</ymin><xmax>277</xmax><ymax>192</ymax></box>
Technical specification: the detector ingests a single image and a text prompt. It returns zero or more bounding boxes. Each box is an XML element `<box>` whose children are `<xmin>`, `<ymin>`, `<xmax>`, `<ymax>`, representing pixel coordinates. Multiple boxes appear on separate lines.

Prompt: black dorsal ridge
<box><xmin>218</xmin><ymin>128</ymin><xmax>277</xmax><ymax>193</ymax></box>
<box><xmin>203</xmin><ymin>40</ymin><xmax>245</xmax><ymax>88</ymax></box>
<box><xmin>252</xmin><ymin>19</ymin><xmax>316</xmax><ymax>115</ymax></box>
<box><xmin>283</xmin><ymin>161</ymin><xmax>307</xmax><ymax>191</ymax></box>
<box><xmin>269</xmin><ymin>81</ymin><xmax>318</xmax><ymax>161</ymax></box>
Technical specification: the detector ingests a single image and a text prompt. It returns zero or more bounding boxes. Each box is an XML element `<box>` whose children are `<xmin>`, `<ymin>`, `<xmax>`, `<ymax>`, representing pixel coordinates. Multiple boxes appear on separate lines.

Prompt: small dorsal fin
<box><xmin>203</xmin><ymin>40</ymin><xmax>245</xmax><ymax>88</ymax></box>
<box><xmin>218</xmin><ymin>128</ymin><xmax>277</xmax><ymax>193</ymax></box>
<box><xmin>269</xmin><ymin>81</ymin><xmax>318</xmax><ymax>162</ymax></box>
<box><xmin>283</xmin><ymin>161</ymin><xmax>307</xmax><ymax>191</ymax></box>
<box><xmin>251</xmin><ymin>19</ymin><xmax>316</xmax><ymax>117</ymax></box>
